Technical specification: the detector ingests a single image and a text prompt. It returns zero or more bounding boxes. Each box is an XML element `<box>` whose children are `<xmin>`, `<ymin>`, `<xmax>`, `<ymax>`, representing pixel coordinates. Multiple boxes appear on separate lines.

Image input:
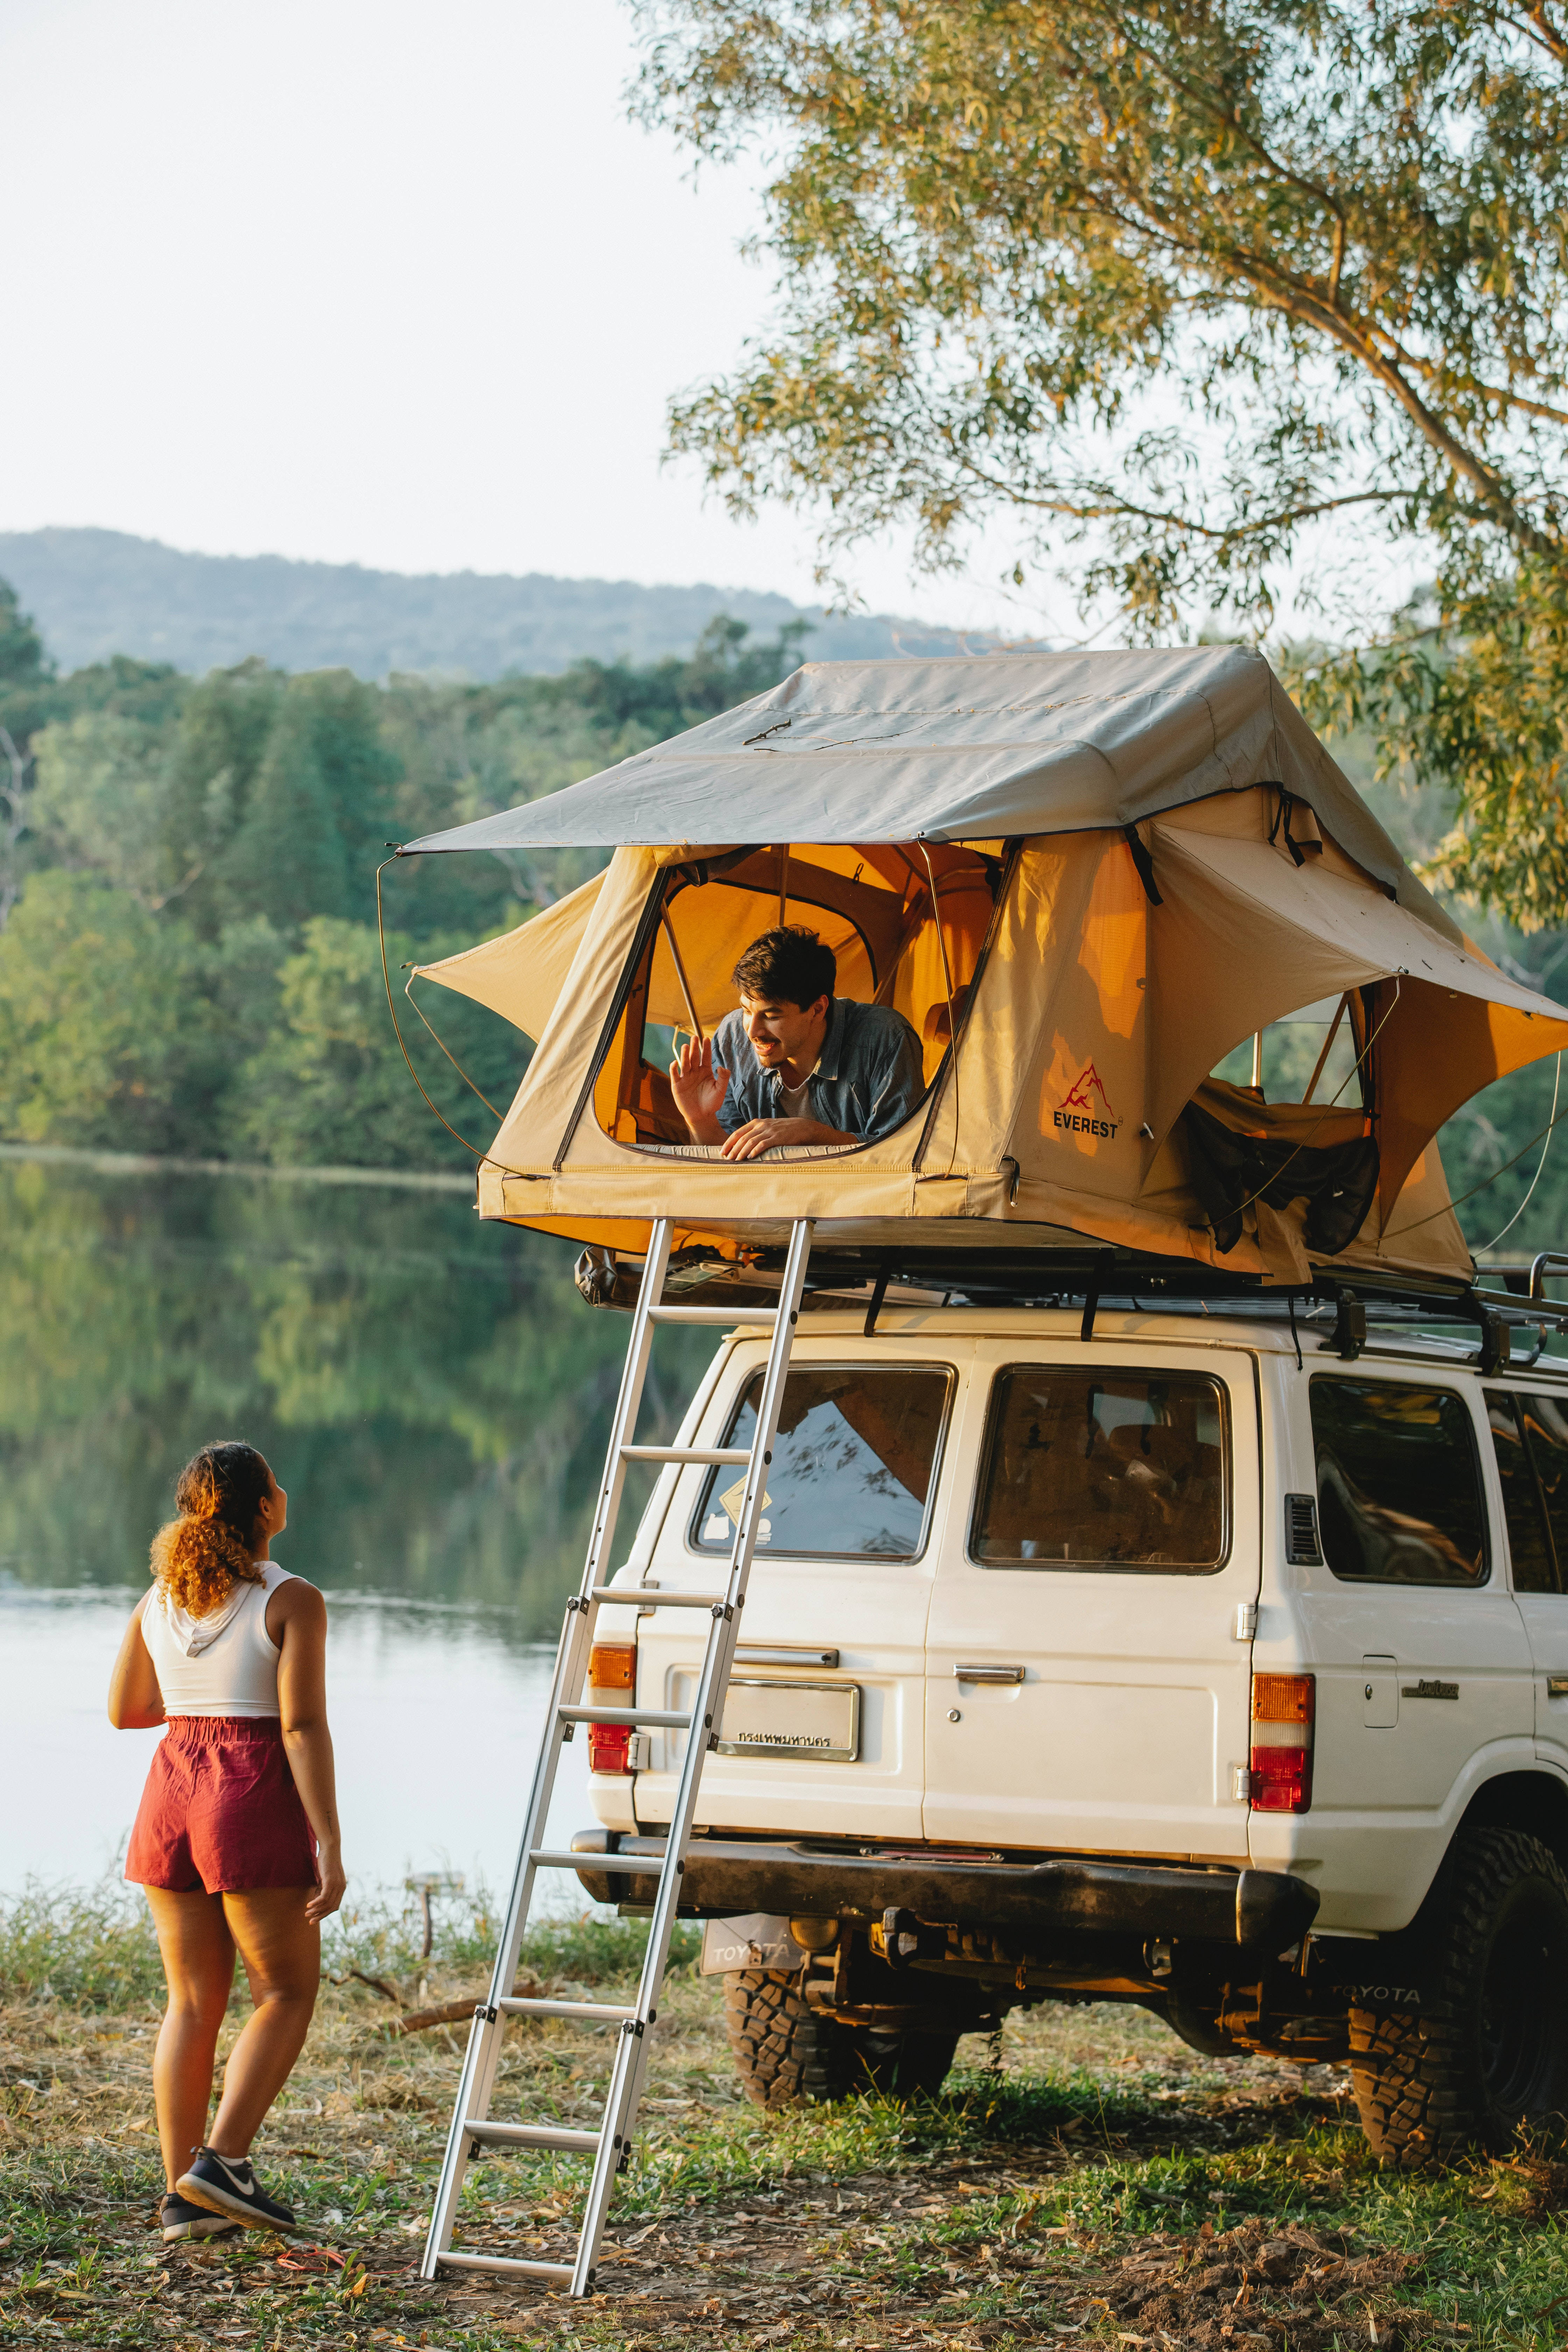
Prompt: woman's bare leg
<box><xmin>144</xmin><ymin>1888</ymin><xmax>236</xmax><ymax>2191</ymax></box>
<box><xmin>206</xmin><ymin>1888</ymin><xmax>321</xmax><ymax>2158</ymax></box>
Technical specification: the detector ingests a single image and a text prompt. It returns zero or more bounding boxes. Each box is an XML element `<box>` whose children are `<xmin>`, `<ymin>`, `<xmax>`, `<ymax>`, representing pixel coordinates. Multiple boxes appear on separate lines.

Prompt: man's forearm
<box><xmin>719</xmin><ymin>1114</ymin><xmax>863</xmax><ymax>1160</ymax></box>
<box><xmin>680</xmin><ymin>1107</ymin><xmax>729</xmax><ymax>1145</ymax></box>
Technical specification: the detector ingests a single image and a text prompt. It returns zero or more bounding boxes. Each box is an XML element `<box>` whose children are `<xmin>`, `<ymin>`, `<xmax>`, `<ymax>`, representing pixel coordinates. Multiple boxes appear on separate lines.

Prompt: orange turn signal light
<box><xmin>588</xmin><ymin>1641</ymin><xmax>636</xmax><ymax>1690</ymax></box>
<box><xmin>1251</xmin><ymin>1673</ymin><xmax>1315</xmax><ymax>1724</ymax></box>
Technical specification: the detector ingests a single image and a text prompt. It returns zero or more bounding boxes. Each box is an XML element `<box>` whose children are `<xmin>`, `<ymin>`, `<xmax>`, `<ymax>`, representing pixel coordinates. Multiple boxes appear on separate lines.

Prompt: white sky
<box><xmin>1</xmin><ymin>0</ymin><xmax>1038</xmax><ymax>631</ymax></box>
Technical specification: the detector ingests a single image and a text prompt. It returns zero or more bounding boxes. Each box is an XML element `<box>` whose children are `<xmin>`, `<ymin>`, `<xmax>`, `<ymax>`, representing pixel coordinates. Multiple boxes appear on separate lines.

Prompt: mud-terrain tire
<box><xmin>842</xmin><ymin>2024</ymin><xmax>960</xmax><ymax>2101</ymax></box>
<box><xmin>1351</xmin><ymin>1827</ymin><xmax>1568</xmax><ymax>2169</ymax></box>
<box><xmin>722</xmin><ymin>1971</ymin><xmax>959</xmax><ymax>2107</ymax></box>
<box><xmin>723</xmin><ymin>1970</ymin><xmax>847</xmax><ymax>2107</ymax></box>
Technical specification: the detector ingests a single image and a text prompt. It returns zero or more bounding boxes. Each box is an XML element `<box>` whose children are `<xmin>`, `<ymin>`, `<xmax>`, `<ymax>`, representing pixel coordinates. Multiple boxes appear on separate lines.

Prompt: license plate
<box><xmin>715</xmin><ymin>1677</ymin><xmax>861</xmax><ymax>1762</ymax></box>
<box><xmin>699</xmin><ymin>1914</ymin><xmax>804</xmax><ymax>1974</ymax></box>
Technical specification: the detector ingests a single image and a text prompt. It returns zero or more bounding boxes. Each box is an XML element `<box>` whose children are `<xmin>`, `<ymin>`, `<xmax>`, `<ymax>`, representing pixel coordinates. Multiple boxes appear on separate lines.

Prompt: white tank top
<box><xmin>142</xmin><ymin>1561</ymin><xmax>299</xmax><ymax>1718</ymax></box>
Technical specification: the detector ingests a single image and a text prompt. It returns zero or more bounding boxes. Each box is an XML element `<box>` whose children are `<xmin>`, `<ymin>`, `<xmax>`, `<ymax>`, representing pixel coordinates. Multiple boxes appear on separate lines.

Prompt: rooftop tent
<box><xmin>400</xmin><ymin>648</ymin><xmax>1568</xmax><ymax>1285</ymax></box>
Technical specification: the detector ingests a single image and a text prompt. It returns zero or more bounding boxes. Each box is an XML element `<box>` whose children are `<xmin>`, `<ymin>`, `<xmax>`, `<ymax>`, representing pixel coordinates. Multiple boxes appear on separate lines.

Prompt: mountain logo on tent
<box><xmin>1054</xmin><ymin>1063</ymin><xmax>1121</xmax><ymax>1140</ymax></box>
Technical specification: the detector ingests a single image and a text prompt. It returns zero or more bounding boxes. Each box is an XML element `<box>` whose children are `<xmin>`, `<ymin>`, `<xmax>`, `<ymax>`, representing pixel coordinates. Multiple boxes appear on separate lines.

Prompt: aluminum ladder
<box><xmin>421</xmin><ymin>1214</ymin><xmax>813</xmax><ymax>2296</ymax></box>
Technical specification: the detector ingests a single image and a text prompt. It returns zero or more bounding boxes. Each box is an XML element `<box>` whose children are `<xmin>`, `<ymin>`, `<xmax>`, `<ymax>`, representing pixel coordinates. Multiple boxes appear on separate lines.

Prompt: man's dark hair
<box><xmin>732</xmin><ymin>926</ymin><xmax>836</xmax><ymax>1009</ymax></box>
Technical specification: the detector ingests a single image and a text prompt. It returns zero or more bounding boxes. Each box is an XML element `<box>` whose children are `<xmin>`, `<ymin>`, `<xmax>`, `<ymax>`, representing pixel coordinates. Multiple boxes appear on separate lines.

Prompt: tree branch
<box><xmin>1498</xmin><ymin>1</ymin><xmax>1568</xmax><ymax>66</ymax></box>
<box><xmin>945</xmin><ymin>455</ymin><xmax>1400</xmax><ymax>547</ymax></box>
<box><xmin>1367</xmin><ymin>332</ymin><xmax>1568</xmax><ymax>429</ymax></box>
<box><xmin>1074</xmin><ymin>173</ymin><xmax>1558</xmax><ymax>554</ymax></box>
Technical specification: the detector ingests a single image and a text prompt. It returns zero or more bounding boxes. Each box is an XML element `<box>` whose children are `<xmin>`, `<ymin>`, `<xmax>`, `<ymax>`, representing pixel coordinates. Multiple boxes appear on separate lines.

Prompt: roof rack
<box><xmin>585</xmin><ymin>1236</ymin><xmax>1568</xmax><ymax>1373</ymax></box>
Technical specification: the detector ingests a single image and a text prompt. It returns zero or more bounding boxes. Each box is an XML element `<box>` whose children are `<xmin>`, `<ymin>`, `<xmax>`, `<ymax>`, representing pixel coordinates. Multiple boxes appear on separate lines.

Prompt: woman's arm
<box><xmin>271</xmin><ymin>1580</ymin><xmax>346</xmax><ymax>1923</ymax></box>
<box><xmin>107</xmin><ymin>1592</ymin><xmax>166</xmax><ymax>1729</ymax></box>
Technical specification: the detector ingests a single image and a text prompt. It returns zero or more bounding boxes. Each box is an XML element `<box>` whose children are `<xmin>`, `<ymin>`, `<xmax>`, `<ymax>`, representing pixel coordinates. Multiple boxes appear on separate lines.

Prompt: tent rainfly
<box><xmin>398</xmin><ymin>646</ymin><xmax>1568</xmax><ymax>1286</ymax></box>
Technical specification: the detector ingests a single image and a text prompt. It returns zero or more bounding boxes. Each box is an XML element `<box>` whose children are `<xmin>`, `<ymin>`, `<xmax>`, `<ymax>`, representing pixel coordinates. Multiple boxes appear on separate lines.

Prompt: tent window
<box><xmin>1210</xmin><ymin>990</ymin><xmax>1373</xmax><ymax>1107</ymax></box>
<box><xmin>690</xmin><ymin>1363</ymin><xmax>953</xmax><ymax>1560</ymax></box>
<box><xmin>969</xmin><ymin>1368</ymin><xmax>1229</xmax><ymax>1574</ymax></box>
<box><xmin>589</xmin><ymin>844</ymin><xmax>1004</xmax><ymax>1153</ymax></box>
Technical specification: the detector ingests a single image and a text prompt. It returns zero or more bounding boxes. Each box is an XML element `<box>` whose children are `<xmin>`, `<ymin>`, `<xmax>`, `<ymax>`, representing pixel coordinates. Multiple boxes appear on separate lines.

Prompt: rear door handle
<box><xmin>953</xmin><ymin>1663</ymin><xmax>1025</xmax><ymax>1684</ymax></box>
<box><xmin>734</xmin><ymin>1644</ymin><xmax>840</xmax><ymax>1668</ymax></box>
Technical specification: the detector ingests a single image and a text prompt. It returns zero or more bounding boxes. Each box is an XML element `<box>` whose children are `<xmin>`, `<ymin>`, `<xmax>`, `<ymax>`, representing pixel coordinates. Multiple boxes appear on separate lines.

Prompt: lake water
<box><xmin>0</xmin><ymin>1155</ymin><xmax>708</xmax><ymax>1901</ymax></box>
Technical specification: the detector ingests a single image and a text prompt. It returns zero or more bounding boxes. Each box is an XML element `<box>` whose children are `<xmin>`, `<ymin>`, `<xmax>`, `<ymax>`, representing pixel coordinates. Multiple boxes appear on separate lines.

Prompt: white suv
<box><xmin>572</xmin><ymin>1291</ymin><xmax>1568</xmax><ymax>2167</ymax></box>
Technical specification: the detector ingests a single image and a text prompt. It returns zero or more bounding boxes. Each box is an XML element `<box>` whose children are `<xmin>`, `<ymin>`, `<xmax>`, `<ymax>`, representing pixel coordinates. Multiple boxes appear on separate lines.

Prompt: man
<box><xmin>669</xmin><ymin>926</ymin><xmax>926</xmax><ymax>1161</ymax></box>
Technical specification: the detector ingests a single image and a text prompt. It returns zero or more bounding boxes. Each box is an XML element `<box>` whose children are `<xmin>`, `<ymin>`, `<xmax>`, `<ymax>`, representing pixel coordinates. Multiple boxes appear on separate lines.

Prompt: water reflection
<box><xmin>0</xmin><ymin>1158</ymin><xmax>706</xmax><ymax>1633</ymax></box>
<box><xmin>0</xmin><ymin>1584</ymin><xmax>599</xmax><ymax>1892</ymax></box>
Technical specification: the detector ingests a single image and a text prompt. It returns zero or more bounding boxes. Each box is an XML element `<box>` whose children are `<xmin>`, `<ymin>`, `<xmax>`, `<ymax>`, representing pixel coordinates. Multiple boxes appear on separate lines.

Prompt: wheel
<box><xmin>842</xmin><ymin>2024</ymin><xmax>960</xmax><ymax>2100</ymax></box>
<box><xmin>721</xmin><ymin>1971</ymin><xmax>959</xmax><ymax>2107</ymax></box>
<box><xmin>723</xmin><ymin>1970</ymin><xmax>852</xmax><ymax>2107</ymax></box>
<box><xmin>1164</xmin><ymin>1995</ymin><xmax>1244</xmax><ymax>2058</ymax></box>
<box><xmin>1351</xmin><ymin>1827</ymin><xmax>1568</xmax><ymax>2169</ymax></box>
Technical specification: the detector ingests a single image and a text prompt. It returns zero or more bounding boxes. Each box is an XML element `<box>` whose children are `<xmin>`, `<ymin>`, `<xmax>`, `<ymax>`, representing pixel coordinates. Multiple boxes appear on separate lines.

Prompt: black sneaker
<box><xmin>176</xmin><ymin>2146</ymin><xmax>296</xmax><ymax>2232</ymax></box>
<box><xmin>160</xmin><ymin>2191</ymin><xmax>239</xmax><ymax>2243</ymax></box>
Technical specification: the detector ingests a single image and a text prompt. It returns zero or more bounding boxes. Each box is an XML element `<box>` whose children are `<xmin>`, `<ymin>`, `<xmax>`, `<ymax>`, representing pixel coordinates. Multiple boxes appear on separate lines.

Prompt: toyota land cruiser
<box><xmin>572</xmin><ymin>1278</ymin><xmax>1568</xmax><ymax>2169</ymax></box>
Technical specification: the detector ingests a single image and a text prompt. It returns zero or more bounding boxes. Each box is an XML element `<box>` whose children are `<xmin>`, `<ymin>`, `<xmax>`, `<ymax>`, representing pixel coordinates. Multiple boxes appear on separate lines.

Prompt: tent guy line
<box><xmin>376</xmin><ymin>858</ymin><xmax>493</xmax><ymax>1164</ymax></box>
<box><xmin>1473</xmin><ymin>1053</ymin><xmax>1563</xmax><ymax>1256</ymax></box>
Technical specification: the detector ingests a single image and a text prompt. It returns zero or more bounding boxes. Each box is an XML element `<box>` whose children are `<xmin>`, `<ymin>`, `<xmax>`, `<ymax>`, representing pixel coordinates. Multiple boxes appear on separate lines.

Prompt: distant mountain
<box><xmin>0</xmin><ymin>527</ymin><xmax>980</xmax><ymax>680</ymax></box>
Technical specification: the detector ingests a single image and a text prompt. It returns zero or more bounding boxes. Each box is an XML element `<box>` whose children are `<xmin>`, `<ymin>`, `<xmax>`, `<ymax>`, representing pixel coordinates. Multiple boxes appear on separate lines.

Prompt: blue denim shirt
<box><xmin>712</xmin><ymin>997</ymin><xmax>927</xmax><ymax>1144</ymax></box>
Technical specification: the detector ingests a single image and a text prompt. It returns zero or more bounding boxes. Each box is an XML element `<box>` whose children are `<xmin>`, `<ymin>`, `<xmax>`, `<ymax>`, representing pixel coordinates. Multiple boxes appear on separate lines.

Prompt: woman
<box><xmin>107</xmin><ymin>1441</ymin><xmax>345</xmax><ymax>2244</ymax></box>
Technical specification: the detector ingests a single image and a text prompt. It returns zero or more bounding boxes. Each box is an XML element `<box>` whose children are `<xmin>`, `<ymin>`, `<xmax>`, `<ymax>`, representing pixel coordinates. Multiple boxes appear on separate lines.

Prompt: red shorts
<box><xmin>125</xmin><ymin>1717</ymin><xmax>318</xmax><ymax>1895</ymax></box>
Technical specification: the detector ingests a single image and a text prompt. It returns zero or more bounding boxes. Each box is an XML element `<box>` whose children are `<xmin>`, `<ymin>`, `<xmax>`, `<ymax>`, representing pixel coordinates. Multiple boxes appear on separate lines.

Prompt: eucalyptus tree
<box><xmin>637</xmin><ymin>0</ymin><xmax>1568</xmax><ymax>924</ymax></box>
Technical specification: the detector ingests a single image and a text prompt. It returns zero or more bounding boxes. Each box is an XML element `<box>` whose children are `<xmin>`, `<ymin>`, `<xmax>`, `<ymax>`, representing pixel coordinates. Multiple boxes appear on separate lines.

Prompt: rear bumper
<box><xmin>568</xmin><ymin>1831</ymin><xmax>1319</xmax><ymax>1950</ymax></box>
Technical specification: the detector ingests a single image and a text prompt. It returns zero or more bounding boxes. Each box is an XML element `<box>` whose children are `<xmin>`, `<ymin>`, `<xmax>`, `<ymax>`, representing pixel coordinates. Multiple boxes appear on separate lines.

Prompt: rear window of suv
<box><xmin>1310</xmin><ymin>1378</ymin><xmax>1488</xmax><ymax>1586</ymax></box>
<box><xmin>969</xmin><ymin>1368</ymin><xmax>1228</xmax><ymax>1572</ymax></box>
<box><xmin>691</xmin><ymin>1364</ymin><xmax>953</xmax><ymax>1560</ymax></box>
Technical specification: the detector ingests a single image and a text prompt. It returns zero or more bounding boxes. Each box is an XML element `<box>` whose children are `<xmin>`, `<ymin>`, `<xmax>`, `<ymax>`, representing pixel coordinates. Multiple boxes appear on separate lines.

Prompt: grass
<box><xmin>2</xmin><ymin>1878</ymin><xmax>1565</xmax><ymax>2350</ymax></box>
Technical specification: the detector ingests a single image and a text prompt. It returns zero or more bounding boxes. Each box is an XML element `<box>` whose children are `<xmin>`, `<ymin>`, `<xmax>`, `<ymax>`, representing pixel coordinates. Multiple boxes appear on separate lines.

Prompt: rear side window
<box><xmin>1484</xmin><ymin>1391</ymin><xmax>1558</xmax><ymax>1594</ymax></box>
<box><xmin>969</xmin><ymin>1368</ymin><xmax>1228</xmax><ymax>1572</ymax></box>
<box><xmin>692</xmin><ymin>1365</ymin><xmax>952</xmax><ymax>1559</ymax></box>
<box><xmin>1520</xmin><ymin>1392</ymin><xmax>1568</xmax><ymax>1588</ymax></box>
<box><xmin>1310</xmin><ymin>1380</ymin><xmax>1488</xmax><ymax>1586</ymax></box>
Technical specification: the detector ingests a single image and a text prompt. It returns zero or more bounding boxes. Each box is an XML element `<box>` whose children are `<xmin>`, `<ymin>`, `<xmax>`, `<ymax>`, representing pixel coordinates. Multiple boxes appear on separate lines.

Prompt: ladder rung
<box><xmin>499</xmin><ymin>1996</ymin><xmax>635</xmax><ymax>2021</ymax></box>
<box><xmin>560</xmin><ymin>1703</ymin><xmax>689</xmax><ymax>1728</ymax></box>
<box><xmin>528</xmin><ymin>1848</ymin><xmax>664</xmax><ymax>1875</ymax></box>
<box><xmin>588</xmin><ymin>1586</ymin><xmax>726</xmax><ymax>1609</ymax></box>
<box><xmin>463</xmin><ymin>2117</ymin><xmax>600</xmax><ymax>2153</ymax></box>
<box><xmin>620</xmin><ymin>1443</ymin><xmax>750</xmax><ymax>1464</ymax></box>
<box><xmin>648</xmin><ymin>1304</ymin><xmax>777</xmax><ymax>1325</ymax></box>
<box><xmin>436</xmin><ymin>2252</ymin><xmax>575</xmax><ymax>2282</ymax></box>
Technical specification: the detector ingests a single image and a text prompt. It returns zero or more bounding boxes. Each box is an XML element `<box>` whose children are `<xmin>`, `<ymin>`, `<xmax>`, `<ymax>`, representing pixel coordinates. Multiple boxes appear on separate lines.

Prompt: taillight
<box><xmin>589</xmin><ymin>1643</ymin><xmax>635</xmax><ymax>1689</ymax></box>
<box><xmin>588</xmin><ymin>1642</ymin><xmax>637</xmax><ymax>1775</ymax></box>
<box><xmin>1250</xmin><ymin>1673</ymin><xmax>1315</xmax><ymax>1813</ymax></box>
<box><xmin>588</xmin><ymin>1725</ymin><xmax>632</xmax><ymax>1774</ymax></box>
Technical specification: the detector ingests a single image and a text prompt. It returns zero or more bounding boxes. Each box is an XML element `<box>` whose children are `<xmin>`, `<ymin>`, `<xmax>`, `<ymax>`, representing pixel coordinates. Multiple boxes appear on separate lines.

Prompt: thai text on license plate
<box><xmin>714</xmin><ymin>1677</ymin><xmax>861</xmax><ymax>1762</ymax></box>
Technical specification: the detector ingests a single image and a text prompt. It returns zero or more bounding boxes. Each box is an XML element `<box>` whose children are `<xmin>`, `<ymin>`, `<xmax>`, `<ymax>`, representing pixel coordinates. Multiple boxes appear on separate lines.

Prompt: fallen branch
<box><xmin>384</xmin><ymin>1998</ymin><xmax>487</xmax><ymax>2036</ymax></box>
<box><xmin>383</xmin><ymin>1974</ymin><xmax>546</xmax><ymax>2037</ymax></box>
<box><xmin>332</xmin><ymin>1969</ymin><xmax>404</xmax><ymax>2007</ymax></box>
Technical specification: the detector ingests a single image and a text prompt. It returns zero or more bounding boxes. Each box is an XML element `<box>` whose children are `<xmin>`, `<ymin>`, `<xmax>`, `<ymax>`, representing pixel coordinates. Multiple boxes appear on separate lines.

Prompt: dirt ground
<box><xmin>2</xmin><ymin>1913</ymin><xmax>1562</xmax><ymax>2351</ymax></box>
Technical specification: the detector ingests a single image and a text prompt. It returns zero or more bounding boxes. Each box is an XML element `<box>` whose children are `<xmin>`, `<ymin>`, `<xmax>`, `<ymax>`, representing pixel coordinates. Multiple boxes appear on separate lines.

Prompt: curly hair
<box><xmin>151</xmin><ymin>1442</ymin><xmax>272</xmax><ymax>1618</ymax></box>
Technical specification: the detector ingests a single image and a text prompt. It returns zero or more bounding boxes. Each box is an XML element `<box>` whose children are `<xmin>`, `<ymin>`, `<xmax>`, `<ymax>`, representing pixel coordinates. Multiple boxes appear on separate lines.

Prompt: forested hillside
<box><xmin>1</xmin><ymin>570</ymin><xmax>1565</xmax><ymax>1257</ymax></box>
<box><xmin>0</xmin><ymin>528</ymin><xmax>965</xmax><ymax>680</ymax></box>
